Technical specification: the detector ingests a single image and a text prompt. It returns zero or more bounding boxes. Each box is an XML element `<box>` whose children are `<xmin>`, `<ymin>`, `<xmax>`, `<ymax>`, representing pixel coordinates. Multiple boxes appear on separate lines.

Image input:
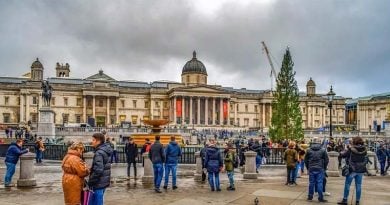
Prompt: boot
<box><xmin>337</xmin><ymin>199</ymin><xmax>348</xmax><ymax>205</ymax></box>
<box><xmin>356</xmin><ymin>201</ymin><xmax>360</xmax><ymax>205</ymax></box>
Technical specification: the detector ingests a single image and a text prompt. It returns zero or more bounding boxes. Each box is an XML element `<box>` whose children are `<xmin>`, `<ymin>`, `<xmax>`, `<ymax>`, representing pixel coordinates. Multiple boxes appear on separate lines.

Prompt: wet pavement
<box><xmin>1</xmin><ymin>160</ymin><xmax>390</xmax><ymax>205</ymax></box>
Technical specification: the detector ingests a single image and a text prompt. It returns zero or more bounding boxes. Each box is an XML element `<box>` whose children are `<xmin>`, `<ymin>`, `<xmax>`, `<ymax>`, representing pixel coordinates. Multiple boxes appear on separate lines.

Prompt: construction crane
<box><xmin>261</xmin><ymin>41</ymin><xmax>277</xmax><ymax>91</ymax></box>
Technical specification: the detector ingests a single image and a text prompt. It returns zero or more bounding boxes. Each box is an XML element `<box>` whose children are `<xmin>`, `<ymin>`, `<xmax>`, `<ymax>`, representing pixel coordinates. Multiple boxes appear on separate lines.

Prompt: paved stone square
<box><xmin>1</xmin><ymin>161</ymin><xmax>390</xmax><ymax>205</ymax></box>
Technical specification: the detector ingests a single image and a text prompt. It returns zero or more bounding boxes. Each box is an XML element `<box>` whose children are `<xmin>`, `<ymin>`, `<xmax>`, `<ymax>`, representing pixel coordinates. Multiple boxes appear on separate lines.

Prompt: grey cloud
<box><xmin>0</xmin><ymin>0</ymin><xmax>389</xmax><ymax>98</ymax></box>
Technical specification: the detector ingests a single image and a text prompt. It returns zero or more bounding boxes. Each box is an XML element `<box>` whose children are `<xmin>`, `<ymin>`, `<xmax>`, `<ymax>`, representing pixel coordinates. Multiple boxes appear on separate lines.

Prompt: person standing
<box><xmin>149</xmin><ymin>135</ymin><xmax>165</xmax><ymax>193</ymax></box>
<box><xmin>88</xmin><ymin>133</ymin><xmax>113</xmax><ymax>205</ymax></box>
<box><xmin>376</xmin><ymin>144</ymin><xmax>387</xmax><ymax>176</ymax></box>
<box><xmin>284</xmin><ymin>141</ymin><xmax>298</xmax><ymax>186</ymax></box>
<box><xmin>125</xmin><ymin>138</ymin><xmax>138</xmax><ymax>180</ymax></box>
<box><xmin>110</xmin><ymin>138</ymin><xmax>118</xmax><ymax>164</ymax></box>
<box><xmin>5</xmin><ymin>127</ymin><xmax>9</xmax><ymax>139</ymax></box>
<box><xmin>250</xmin><ymin>139</ymin><xmax>263</xmax><ymax>173</ymax></box>
<box><xmin>224</xmin><ymin>142</ymin><xmax>236</xmax><ymax>191</ymax></box>
<box><xmin>4</xmin><ymin>139</ymin><xmax>28</xmax><ymax>187</ymax></box>
<box><xmin>62</xmin><ymin>142</ymin><xmax>90</xmax><ymax>205</ymax></box>
<box><xmin>337</xmin><ymin>137</ymin><xmax>368</xmax><ymax>205</ymax></box>
<box><xmin>163</xmin><ymin>136</ymin><xmax>182</xmax><ymax>190</ymax></box>
<box><xmin>35</xmin><ymin>137</ymin><xmax>45</xmax><ymax>164</ymax></box>
<box><xmin>141</xmin><ymin>138</ymin><xmax>152</xmax><ymax>166</ymax></box>
<box><xmin>304</xmin><ymin>137</ymin><xmax>329</xmax><ymax>203</ymax></box>
<box><xmin>204</xmin><ymin>139</ymin><xmax>223</xmax><ymax>192</ymax></box>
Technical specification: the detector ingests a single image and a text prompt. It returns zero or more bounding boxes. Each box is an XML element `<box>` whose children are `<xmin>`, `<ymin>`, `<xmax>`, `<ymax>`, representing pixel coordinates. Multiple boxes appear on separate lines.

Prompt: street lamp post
<box><xmin>327</xmin><ymin>86</ymin><xmax>336</xmax><ymax>138</ymax></box>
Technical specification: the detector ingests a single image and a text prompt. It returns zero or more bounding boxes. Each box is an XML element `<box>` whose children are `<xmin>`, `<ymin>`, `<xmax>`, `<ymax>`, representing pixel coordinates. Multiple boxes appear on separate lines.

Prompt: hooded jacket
<box><xmin>341</xmin><ymin>145</ymin><xmax>367</xmax><ymax>173</ymax></box>
<box><xmin>204</xmin><ymin>145</ymin><xmax>223</xmax><ymax>173</ymax></box>
<box><xmin>62</xmin><ymin>149</ymin><xmax>89</xmax><ymax>205</ymax></box>
<box><xmin>88</xmin><ymin>143</ymin><xmax>113</xmax><ymax>189</ymax></box>
<box><xmin>5</xmin><ymin>142</ymin><xmax>28</xmax><ymax>164</ymax></box>
<box><xmin>376</xmin><ymin>147</ymin><xmax>387</xmax><ymax>162</ymax></box>
<box><xmin>250</xmin><ymin>143</ymin><xmax>264</xmax><ymax>157</ymax></box>
<box><xmin>165</xmin><ymin>141</ymin><xmax>182</xmax><ymax>165</ymax></box>
<box><xmin>149</xmin><ymin>140</ymin><xmax>165</xmax><ymax>164</ymax></box>
<box><xmin>304</xmin><ymin>143</ymin><xmax>329</xmax><ymax>171</ymax></box>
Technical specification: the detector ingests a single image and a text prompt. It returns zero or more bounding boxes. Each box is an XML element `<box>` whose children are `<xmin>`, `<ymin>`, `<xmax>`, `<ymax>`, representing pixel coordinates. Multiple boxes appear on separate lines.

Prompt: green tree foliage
<box><xmin>269</xmin><ymin>48</ymin><xmax>304</xmax><ymax>142</ymax></box>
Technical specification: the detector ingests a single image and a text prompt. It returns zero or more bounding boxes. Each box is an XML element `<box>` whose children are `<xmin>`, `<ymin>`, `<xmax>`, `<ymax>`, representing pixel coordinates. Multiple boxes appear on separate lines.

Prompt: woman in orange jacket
<box><xmin>62</xmin><ymin>142</ymin><xmax>90</xmax><ymax>205</ymax></box>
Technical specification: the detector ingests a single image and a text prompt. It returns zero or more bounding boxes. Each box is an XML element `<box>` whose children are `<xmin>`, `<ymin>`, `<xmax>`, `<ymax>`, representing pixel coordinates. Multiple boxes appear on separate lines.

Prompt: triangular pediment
<box><xmin>86</xmin><ymin>70</ymin><xmax>116</xmax><ymax>81</ymax></box>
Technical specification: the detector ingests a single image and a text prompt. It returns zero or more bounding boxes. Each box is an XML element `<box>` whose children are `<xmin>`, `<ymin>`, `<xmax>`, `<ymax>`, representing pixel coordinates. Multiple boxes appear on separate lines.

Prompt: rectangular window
<box><xmin>144</xmin><ymin>101</ymin><xmax>149</xmax><ymax>109</ymax></box>
<box><xmin>325</xmin><ymin>109</ymin><xmax>328</xmax><ymax>115</ymax></box>
<box><xmin>64</xmin><ymin>97</ymin><xmax>68</xmax><ymax>106</ymax></box>
<box><xmin>110</xmin><ymin>99</ymin><xmax>115</xmax><ymax>108</ymax></box>
<box><xmin>17</xmin><ymin>97</ymin><xmax>20</xmax><ymax>105</ymax></box>
<box><xmin>76</xmin><ymin>98</ymin><xmax>82</xmax><ymax>106</ymax></box>
<box><xmin>244</xmin><ymin>118</ymin><xmax>249</xmax><ymax>126</ymax></box>
<box><xmin>98</xmin><ymin>99</ymin><xmax>103</xmax><ymax>107</ymax></box>
<box><xmin>76</xmin><ymin>115</ymin><xmax>81</xmax><ymax>123</ymax></box>
<box><xmin>245</xmin><ymin>105</ymin><xmax>248</xmax><ymax>112</ymax></box>
<box><xmin>163</xmin><ymin>101</ymin><xmax>168</xmax><ymax>109</ymax></box>
<box><xmin>52</xmin><ymin>97</ymin><xmax>56</xmax><ymax>106</ymax></box>
<box><xmin>237</xmin><ymin>118</ymin><xmax>240</xmax><ymax>126</ymax></box>
<box><xmin>255</xmin><ymin>105</ymin><xmax>258</xmax><ymax>112</ymax></box>
<box><xmin>110</xmin><ymin>115</ymin><xmax>116</xmax><ymax>124</ymax></box>
<box><xmin>121</xmin><ymin>100</ymin><xmax>125</xmax><ymax>108</ymax></box>
<box><xmin>4</xmin><ymin>96</ymin><xmax>9</xmax><ymax>105</ymax></box>
<box><xmin>315</xmin><ymin>107</ymin><xmax>319</xmax><ymax>114</ymax></box>
<box><xmin>32</xmin><ymin>96</ymin><xmax>38</xmax><ymax>105</ymax></box>
<box><xmin>303</xmin><ymin>108</ymin><xmax>306</xmax><ymax>113</ymax></box>
<box><xmin>133</xmin><ymin>100</ymin><xmax>137</xmax><ymax>108</ymax></box>
<box><xmin>3</xmin><ymin>113</ymin><xmax>10</xmax><ymax>123</ymax></box>
<box><xmin>155</xmin><ymin>101</ymin><xmax>159</xmax><ymax>108</ymax></box>
<box><xmin>120</xmin><ymin>115</ymin><xmax>126</xmax><ymax>122</ymax></box>
<box><xmin>230</xmin><ymin>104</ymin><xmax>233</xmax><ymax>111</ymax></box>
<box><xmin>87</xmin><ymin>99</ymin><xmax>92</xmax><ymax>107</ymax></box>
<box><xmin>63</xmin><ymin>114</ymin><xmax>69</xmax><ymax>123</ymax></box>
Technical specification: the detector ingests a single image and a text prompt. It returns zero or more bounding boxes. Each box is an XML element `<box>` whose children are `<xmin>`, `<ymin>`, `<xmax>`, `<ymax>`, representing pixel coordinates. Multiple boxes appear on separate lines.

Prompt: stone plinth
<box><xmin>194</xmin><ymin>151</ymin><xmax>202</xmax><ymax>181</ymax></box>
<box><xmin>327</xmin><ymin>151</ymin><xmax>340</xmax><ymax>177</ymax></box>
<box><xmin>37</xmin><ymin>107</ymin><xmax>55</xmax><ymax>138</ymax></box>
<box><xmin>142</xmin><ymin>153</ymin><xmax>153</xmax><ymax>184</ymax></box>
<box><xmin>17</xmin><ymin>152</ymin><xmax>37</xmax><ymax>187</ymax></box>
<box><xmin>244</xmin><ymin>151</ymin><xmax>258</xmax><ymax>179</ymax></box>
<box><xmin>84</xmin><ymin>152</ymin><xmax>95</xmax><ymax>168</ymax></box>
<box><xmin>367</xmin><ymin>151</ymin><xmax>377</xmax><ymax>176</ymax></box>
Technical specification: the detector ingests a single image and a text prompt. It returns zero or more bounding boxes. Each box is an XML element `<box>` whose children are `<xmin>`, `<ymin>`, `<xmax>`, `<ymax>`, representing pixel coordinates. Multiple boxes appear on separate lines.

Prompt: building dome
<box><xmin>306</xmin><ymin>77</ymin><xmax>316</xmax><ymax>87</ymax></box>
<box><xmin>182</xmin><ymin>51</ymin><xmax>207</xmax><ymax>75</ymax></box>
<box><xmin>31</xmin><ymin>58</ymin><xmax>43</xmax><ymax>69</ymax></box>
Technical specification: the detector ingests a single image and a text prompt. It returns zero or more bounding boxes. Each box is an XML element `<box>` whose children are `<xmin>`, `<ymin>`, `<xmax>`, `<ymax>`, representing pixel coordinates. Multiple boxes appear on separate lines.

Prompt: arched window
<box><xmin>197</xmin><ymin>75</ymin><xmax>200</xmax><ymax>83</ymax></box>
<box><xmin>187</xmin><ymin>75</ymin><xmax>190</xmax><ymax>84</ymax></box>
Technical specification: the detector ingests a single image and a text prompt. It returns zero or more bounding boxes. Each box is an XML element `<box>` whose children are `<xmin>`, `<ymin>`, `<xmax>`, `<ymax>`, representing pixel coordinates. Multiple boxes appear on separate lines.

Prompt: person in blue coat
<box><xmin>376</xmin><ymin>144</ymin><xmax>387</xmax><ymax>176</ymax></box>
<box><xmin>163</xmin><ymin>136</ymin><xmax>182</xmax><ymax>190</ymax></box>
<box><xmin>4</xmin><ymin>139</ymin><xmax>28</xmax><ymax>187</ymax></box>
<box><xmin>204</xmin><ymin>139</ymin><xmax>223</xmax><ymax>192</ymax></box>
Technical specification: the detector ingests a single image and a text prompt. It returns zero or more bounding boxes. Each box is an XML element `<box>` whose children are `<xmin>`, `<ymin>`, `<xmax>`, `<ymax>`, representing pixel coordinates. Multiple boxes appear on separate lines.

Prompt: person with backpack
<box><xmin>141</xmin><ymin>138</ymin><xmax>152</xmax><ymax>166</ymax></box>
<box><xmin>224</xmin><ymin>142</ymin><xmax>236</xmax><ymax>191</ymax></box>
<box><xmin>163</xmin><ymin>136</ymin><xmax>182</xmax><ymax>190</ymax></box>
<box><xmin>125</xmin><ymin>137</ymin><xmax>138</xmax><ymax>180</ymax></box>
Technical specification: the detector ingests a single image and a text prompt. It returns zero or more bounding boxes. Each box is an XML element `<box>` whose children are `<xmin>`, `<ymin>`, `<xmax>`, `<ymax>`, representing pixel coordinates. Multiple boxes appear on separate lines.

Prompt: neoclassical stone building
<box><xmin>0</xmin><ymin>51</ymin><xmax>347</xmax><ymax>130</ymax></box>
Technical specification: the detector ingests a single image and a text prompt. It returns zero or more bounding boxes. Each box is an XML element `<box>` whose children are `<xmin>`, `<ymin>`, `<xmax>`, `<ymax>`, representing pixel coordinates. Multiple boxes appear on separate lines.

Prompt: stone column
<box><xmin>262</xmin><ymin>103</ymin><xmax>266</xmax><ymax>128</ymax></box>
<box><xmin>205</xmin><ymin>98</ymin><xmax>208</xmax><ymax>125</ymax></box>
<box><xmin>106</xmin><ymin>97</ymin><xmax>110</xmax><ymax>126</ymax></box>
<box><xmin>197</xmin><ymin>97</ymin><xmax>201</xmax><ymax>125</ymax></box>
<box><xmin>367</xmin><ymin>151</ymin><xmax>377</xmax><ymax>176</ymax></box>
<box><xmin>142</xmin><ymin>153</ymin><xmax>153</xmax><ymax>184</ymax></box>
<box><xmin>20</xmin><ymin>94</ymin><xmax>24</xmax><ymax>122</ymax></box>
<box><xmin>219</xmin><ymin>98</ymin><xmax>223</xmax><ymax>125</ymax></box>
<box><xmin>234</xmin><ymin>102</ymin><xmax>238</xmax><ymax>125</ymax></box>
<box><xmin>212</xmin><ymin>98</ymin><xmax>216</xmax><ymax>125</ymax></box>
<box><xmin>243</xmin><ymin>151</ymin><xmax>258</xmax><ymax>179</ymax></box>
<box><xmin>84</xmin><ymin>152</ymin><xmax>95</xmax><ymax>168</ymax></box>
<box><xmin>327</xmin><ymin>151</ymin><xmax>340</xmax><ymax>177</ymax></box>
<box><xmin>25</xmin><ymin>95</ymin><xmax>30</xmax><ymax>122</ymax></box>
<box><xmin>83</xmin><ymin>96</ymin><xmax>87</xmax><ymax>123</ymax></box>
<box><xmin>17</xmin><ymin>152</ymin><xmax>36</xmax><ymax>187</ymax></box>
<box><xmin>194</xmin><ymin>151</ymin><xmax>202</xmax><ymax>181</ymax></box>
<box><xmin>116</xmin><ymin>97</ymin><xmax>119</xmax><ymax>124</ymax></box>
<box><xmin>160</xmin><ymin>100</ymin><xmax>164</xmax><ymax>119</ymax></box>
<box><xmin>189</xmin><ymin>97</ymin><xmax>193</xmax><ymax>125</ymax></box>
<box><xmin>150</xmin><ymin>98</ymin><xmax>154</xmax><ymax>120</ymax></box>
<box><xmin>173</xmin><ymin>97</ymin><xmax>177</xmax><ymax>124</ymax></box>
<box><xmin>182</xmin><ymin>96</ymin><xmax>185</xmax><ymax>124</ymax></box>
<box><xmin>92</xmin><ymin>96</ymin><xmax>96</xmax><ymax>119</ymax></box>
<box><xmin>227</xmin><ymin>99</ymin><xmax>230</xmax><ymax>126</ymax></box>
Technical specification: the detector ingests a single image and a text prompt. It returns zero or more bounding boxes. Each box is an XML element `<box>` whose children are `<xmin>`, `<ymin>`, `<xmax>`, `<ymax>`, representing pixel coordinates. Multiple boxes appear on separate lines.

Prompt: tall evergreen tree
<box><xmin>269</xmin><ymin>48</ymin><xmax>304</xmax><ymax>142</ymax></box>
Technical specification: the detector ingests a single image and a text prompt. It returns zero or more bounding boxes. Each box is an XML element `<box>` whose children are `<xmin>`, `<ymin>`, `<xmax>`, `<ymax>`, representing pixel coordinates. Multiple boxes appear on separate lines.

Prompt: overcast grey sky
<box><xmin>0</xmin><ymin>0</ymin><xmax>389</xmax><ymax>98</ymax></box>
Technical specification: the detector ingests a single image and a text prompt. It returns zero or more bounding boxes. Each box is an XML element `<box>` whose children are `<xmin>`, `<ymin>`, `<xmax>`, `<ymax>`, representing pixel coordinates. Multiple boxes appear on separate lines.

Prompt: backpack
<box><xmin>145</xmin><ymin>144</ymin><xmax>151</xmax><ymax>153</ymax></box>
<box><xmin>233</xmin><ymin>152</ymin><xmax>239</xmax><ymax>168</ymax></box>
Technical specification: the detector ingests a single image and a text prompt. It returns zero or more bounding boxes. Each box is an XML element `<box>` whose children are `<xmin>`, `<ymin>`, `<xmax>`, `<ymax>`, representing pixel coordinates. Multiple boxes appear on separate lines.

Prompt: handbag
<box><xmin>82</xmin><ymin>179</ymin><xmax>93</xmax><ymax>205</ymax></box>
<box><xmin>341</xmin><ymin>152</ymin><xmax>352</xmax><ymax>177</ymax></box>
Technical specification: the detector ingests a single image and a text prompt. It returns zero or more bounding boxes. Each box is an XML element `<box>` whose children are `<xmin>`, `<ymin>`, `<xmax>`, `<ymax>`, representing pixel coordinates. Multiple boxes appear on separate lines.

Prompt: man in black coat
<box><xmin>88</xmin><ymin>133</ymin><xmax>113</xmax><ymax>205</ymax></box>
<box><xmin>125</xmin><ymin>137</ymin><xmax>138</xmax><ymax>180</ymax></box>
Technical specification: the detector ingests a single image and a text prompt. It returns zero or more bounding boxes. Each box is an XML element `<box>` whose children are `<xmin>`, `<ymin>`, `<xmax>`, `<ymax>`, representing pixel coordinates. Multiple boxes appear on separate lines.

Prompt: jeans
<box><xmin>36</xmin><ymin>150</ymin><xmax>43</xmax><ymax>163</ymax></box>
<box><xmin>315</xmin><ymin>172</ymin><xmax>327</xmax><ymax>192</ymax></box>
<box><xmin>111</xmin><ymin>150</ymin><xmax>118</xmax><ymax>163</ymax></box>
<box><xmin>227</xmin><ymin>171</ymin><xmax>235</xmax><ymax>188</ymax></box>
<box><xmin>343</xmin><ymin>172</ymin><xmax>363</xmax><ymax>202</ymax></box>
<box><xmin>379</xmin><ymin>160</ymin><xmax>386</xmax><ymax>175</ymax></box>
<box><xmin>164</xmin><ymin>164</ymin><xmax>177</xmax><ymax>187</ymax></box>
<box><xmin>294</xmin><ymin>162</ymin><xmax>300</xmax><ymax>181</ymax></box>
<box><xmin>127</xmin><ymin>162</ymin><xmax>137</xmax><ymax>177</ymax></box>
<box><xmin>255</xmin><ymin>155</ymin><xmax>262</xmax><ymax>170</ymax></box>
<box><xmin>300</xmin><ymin>161</ymin><xmax>305</xmax><ymax>173</ymax></box>
<box><xmin>286</xmin><ymin>167</ymin><xmax>295</xmax><ymax>183</ymax></box>
<box><xmin>308</xmin><ymin>170</ymin><xmax>324</xmax><ymax>200</ymax></box>
<box><xmin>153</xmin><ymin>163</ymin><xmax>164</xmax><ymax>189</ymax></box>
<box><xmin>89</xmin><ymin>188</ymin><xmax>105</xmax><ymax>205</ymax></box>
<box><xmin>4</xmin><ymin>162</ymin><xmax>16</xmax><ymax>185</ymax></box>
<box><xmin>208</xmin><ymin>172</ymin><xmax>220</xmax><ymax>190</ymax></box>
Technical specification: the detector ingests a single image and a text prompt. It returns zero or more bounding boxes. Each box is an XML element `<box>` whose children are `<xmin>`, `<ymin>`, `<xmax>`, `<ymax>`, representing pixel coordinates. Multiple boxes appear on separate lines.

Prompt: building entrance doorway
<box><xmin>96</xmin><ymin>116</ymin><xmax>106</xmax><ymax>127</ymax></box>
